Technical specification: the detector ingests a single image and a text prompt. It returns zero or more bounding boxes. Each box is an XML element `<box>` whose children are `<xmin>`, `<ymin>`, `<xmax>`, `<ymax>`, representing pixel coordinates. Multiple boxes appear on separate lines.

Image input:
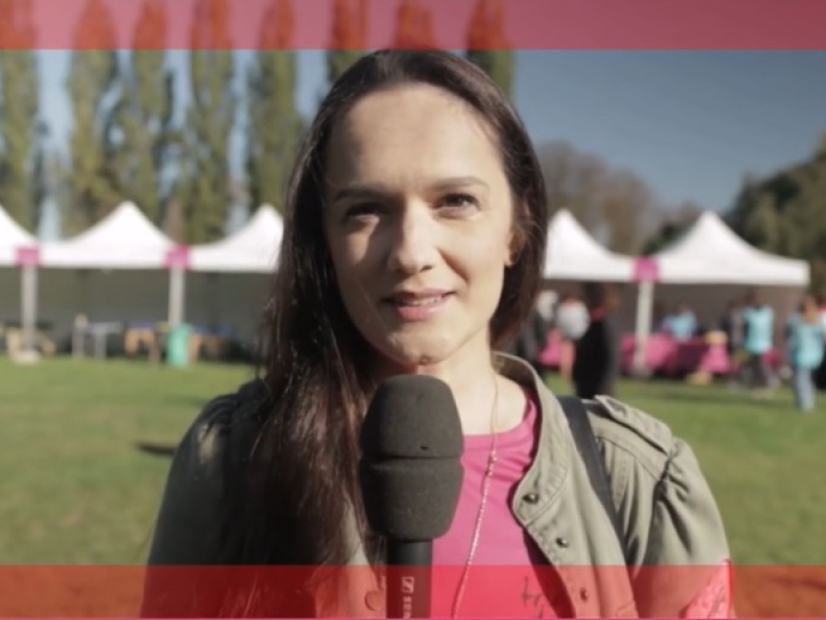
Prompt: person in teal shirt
<box><xmin>741</xmin><ymin>291</ymin><xmax>777</xmax><ymax>392</ymax></box>
<box><xmin>786</xmin><ymin>294</ymin><xmax>825</xmax><ymax>412</ymax></box>
<box><xmin>662</xmin><ymin>303</ymin><xmax>698</xmax><ymax>341</ymax></box>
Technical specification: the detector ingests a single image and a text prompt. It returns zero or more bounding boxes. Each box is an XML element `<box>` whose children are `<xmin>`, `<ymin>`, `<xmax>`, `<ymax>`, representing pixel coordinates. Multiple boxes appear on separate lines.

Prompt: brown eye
<box><xmin>345</xmin><ymin>202</ymin><xmax>383</xmax><ymax>220</ymax></box>
<box><xmin>439</xmin><ymin>193</ymin><xmax>478</xmax><ymax>211</ymax></box>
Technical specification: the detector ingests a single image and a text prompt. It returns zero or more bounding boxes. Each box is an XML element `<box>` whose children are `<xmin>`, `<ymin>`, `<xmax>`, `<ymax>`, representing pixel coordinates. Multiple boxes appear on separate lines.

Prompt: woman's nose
<box><xmin>385</xmin><ymin>204</ymin><xmax>438</xmax><ymax>275</ymax></box>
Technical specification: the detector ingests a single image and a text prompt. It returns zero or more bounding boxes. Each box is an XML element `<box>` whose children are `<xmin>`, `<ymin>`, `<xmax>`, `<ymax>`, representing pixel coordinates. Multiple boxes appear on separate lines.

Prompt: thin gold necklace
<box><xmin>450</xmin><ymin>373</ymin><xmax>501</xmax><ymax>618</ymax></box>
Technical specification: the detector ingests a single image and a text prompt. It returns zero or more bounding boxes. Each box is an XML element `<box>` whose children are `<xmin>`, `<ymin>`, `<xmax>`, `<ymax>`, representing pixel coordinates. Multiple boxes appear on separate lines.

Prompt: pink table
<box><xmin>539</xmin><ymin>331</ymin><xmax>781</xmax><ymax>377</ymax></box>
<box><xmin>537</xmin><ymin>330</ymin><xmax>563</xmax><ymax>367</ymax></box>
<box><xmin>622</xmin><ymin>334</ymin><xmax>732</xmax><ymax>376</ymax></box>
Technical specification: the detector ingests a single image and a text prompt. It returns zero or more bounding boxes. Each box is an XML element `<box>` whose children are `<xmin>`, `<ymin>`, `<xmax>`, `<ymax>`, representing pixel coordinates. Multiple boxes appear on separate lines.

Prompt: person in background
<box><xmin>786</xmin><ymin>294</ymin><xmax>825</xmax><ymax>412</ymax></box>
<box><xmin>741</xmin><ymin>290</ymin><xmax>777</xmax><ymax>395</ymax></box>
<box><xmin>572</xmin><ymin>282</ymin><xmax>622</xmax><ymax>399</ymax></box>
<box><xmin>535</xmin><ymin>289</ymin><xmax>557</xmax><ymax>325</ymax></box>
<box><xmin>651</xmin><ymin>300</ymin><xmax>667</xmax><ymax>333</ymax></box>
<box><xmin>501</xmin><ymin>296</ymin><xmax>552</xmax><ymax>378</ymax></box>
<box><xmin>816</xmin><ymin>293</ymin><xmax>826</xmax><ymax>391</ymax></box>
<box><xmin>554</xmin><ymin>291</ymin><xmax>589</xmax><ymax>380</ymax></box>
<box><xmin>817</xmin><ymin>293</ymin><xmax>826</xmax><ymax>334</ymax></box>
<box><xmin>719</xmin><ymin>299</ymin><xmax>745</xmax><ymax>387</ymax></box>
<box><xmin>662</xmin><ymin>303</ymin><xmax>698</xmax><ymax>341</ymax></box>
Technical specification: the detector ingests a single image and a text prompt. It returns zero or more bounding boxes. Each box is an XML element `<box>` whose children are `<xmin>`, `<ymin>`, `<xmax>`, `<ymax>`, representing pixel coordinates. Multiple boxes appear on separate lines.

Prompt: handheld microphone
<box><xmin>359</xmin><ymin>375</ymin><xmax>464</xmax><ymax>619</ymax></box>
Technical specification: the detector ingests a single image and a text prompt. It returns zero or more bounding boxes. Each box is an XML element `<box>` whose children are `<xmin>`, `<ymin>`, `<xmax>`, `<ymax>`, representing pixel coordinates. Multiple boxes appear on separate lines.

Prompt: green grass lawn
<box><xmin>0</xmin><ymin>357</ymin><xmax>824</xmax><ymax>567</ymax></box>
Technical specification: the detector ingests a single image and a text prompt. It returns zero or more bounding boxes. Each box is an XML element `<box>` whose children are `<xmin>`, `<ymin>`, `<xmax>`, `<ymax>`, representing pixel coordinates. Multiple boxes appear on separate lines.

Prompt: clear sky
<box><xmin>37</xmin><ymin>49</ymin><xmax>826</xmax><ymax>218</ymax></box>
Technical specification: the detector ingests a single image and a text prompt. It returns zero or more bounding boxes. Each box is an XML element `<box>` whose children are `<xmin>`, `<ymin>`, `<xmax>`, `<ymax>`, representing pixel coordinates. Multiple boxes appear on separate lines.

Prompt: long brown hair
<box><xmin>219</xmin><ymin>49</ymin><xmax>548</xmax><ymax>585</ymax></box>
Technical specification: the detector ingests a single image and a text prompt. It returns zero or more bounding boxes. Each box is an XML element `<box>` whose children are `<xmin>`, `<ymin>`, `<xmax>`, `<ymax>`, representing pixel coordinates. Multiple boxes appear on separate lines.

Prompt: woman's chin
<box><xmin>375</xmin><ymin>336</ymin><xmax>457</xmax><ymax>371</ymax></box>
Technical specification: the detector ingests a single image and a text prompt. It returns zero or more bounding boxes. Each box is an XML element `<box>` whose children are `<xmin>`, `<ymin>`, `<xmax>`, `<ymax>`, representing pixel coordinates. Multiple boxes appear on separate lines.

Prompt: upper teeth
<box><xmin>399</xmin><ymin>296</ymin><xmax>443</xmax><ymax>306</ymax></box>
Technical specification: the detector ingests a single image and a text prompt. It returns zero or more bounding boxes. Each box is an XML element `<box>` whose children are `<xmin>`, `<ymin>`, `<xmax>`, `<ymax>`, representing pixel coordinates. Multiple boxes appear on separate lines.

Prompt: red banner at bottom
<box><xmin>0</xmin><ymin>564</ymin><xmax>821</xmax><ymax>618</ymax></box>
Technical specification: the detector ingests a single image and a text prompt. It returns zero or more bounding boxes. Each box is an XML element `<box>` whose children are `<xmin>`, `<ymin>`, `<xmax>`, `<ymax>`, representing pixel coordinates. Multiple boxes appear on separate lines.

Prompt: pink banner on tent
<box><xmin>165</xmin><ymin>246</ymin><xmax>190</xmax><ymax>270</ymax></box>
<box><xmin>633</xmin><ymin>256</ymin><xmax>659</xmax><ymax>282</ymax></box>
<box><xmin>15</xmin><ymin>246</ymin><xmax>40</xmax><ymax>268</ymax></box>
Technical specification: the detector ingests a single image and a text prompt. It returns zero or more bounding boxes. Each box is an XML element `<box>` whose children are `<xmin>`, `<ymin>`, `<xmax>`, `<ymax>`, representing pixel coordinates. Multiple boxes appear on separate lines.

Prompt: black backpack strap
<box><xmin>557</xmin><ymin>395</ymin><xmax>629</xmax><ymax>564</ymax></box>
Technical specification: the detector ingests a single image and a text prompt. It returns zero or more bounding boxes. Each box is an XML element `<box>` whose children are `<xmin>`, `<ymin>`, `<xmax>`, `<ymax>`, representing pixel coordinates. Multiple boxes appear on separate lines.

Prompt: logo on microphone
<box><xmin>402</xmin><ymin>576</ymin><xmax>415</xmax><ymax>594</ymax></box>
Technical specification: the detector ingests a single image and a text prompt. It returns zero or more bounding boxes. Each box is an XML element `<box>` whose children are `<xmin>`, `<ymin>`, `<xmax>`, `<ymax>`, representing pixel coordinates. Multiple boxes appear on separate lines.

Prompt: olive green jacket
<box><xmin>144</xmin><ymin>354</ymin><xmax>731</xmax><ymax>618</ymax></box>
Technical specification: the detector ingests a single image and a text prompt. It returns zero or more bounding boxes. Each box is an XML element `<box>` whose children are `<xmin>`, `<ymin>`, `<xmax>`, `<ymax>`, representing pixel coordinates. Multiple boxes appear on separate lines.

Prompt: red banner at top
<box><xmin>1</xmin><ymin>0</ymin><xmax>825</xmax><ymax>51</ymax></box>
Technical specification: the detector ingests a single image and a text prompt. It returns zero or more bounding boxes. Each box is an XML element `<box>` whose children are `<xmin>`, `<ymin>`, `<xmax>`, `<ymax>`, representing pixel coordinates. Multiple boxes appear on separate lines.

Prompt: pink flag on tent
<box><xmin>165</xmin><ymin>246</ymin><xmax>190</xmax><ymax>270</ymax></box>
<box><xmin>15</xmin><ymin>247</ymin><xmax>40</xmax><ymax>268</ymax></box>
<box><xmin>633</xmin><ymin>256</ymin><xmax>659</xmax><ymax>282</ymax></box>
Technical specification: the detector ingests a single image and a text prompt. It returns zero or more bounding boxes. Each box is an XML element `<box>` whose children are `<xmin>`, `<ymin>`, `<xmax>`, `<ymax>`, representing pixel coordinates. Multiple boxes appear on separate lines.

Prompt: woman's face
<box><xmin>322</xmin><ymin>83</ymin><xmax>517</xmax><ymax>369</ymax></box>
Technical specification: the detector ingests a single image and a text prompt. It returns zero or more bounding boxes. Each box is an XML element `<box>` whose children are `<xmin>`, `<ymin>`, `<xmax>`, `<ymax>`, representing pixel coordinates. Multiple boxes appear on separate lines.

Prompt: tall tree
<box><xmin>65</xmin><ymin>0</ymin><xmax>121</xmax><ymax>232</ymax></box>
<box><xmin>393</xmin><ymin>0</ymin><xmax>436</xmax><ymax>49</ymax></box>
<box><xmin>537</xmin><ymin>140</ymin><xmax>607</xmax><ymax>231</ymax></box>
<box><xmin>246</xmin><ymin>0</ymin><xmax>303</xmax><ymax>212</ymax></box>
<box><xmin>727</xmin><ymin>139</ymin><xmax>826</xmax><ymax>295</ymax></box>
<box><xmin>110</xmin><ymin>0</ymin><xmax>174</xmax><ymax>225</ymax></box>
<box><xmin>599</xmin><ymin>169</ymin><xmax>660</xmax><ymax>254</ymax></box>
<box><xmin>466</xmin><ymin>0</ymin><xmax>514</xmax><ymax>98</ymax></box>
<box><xmin>326</xmin><ymin>0</ymin><xmax>368</xmax><ymax>86</ymax></box>
<box><xmin>536</xmin><ymin>139</ymin><xmax>662</xmax><ymax>253</ymax></box>
<box><xmin>0</xmin><ymin>0</ymin><xmax>40</xmax><ymax>231</ymax></box>
<box><xmin>180</xmin><ymin>0</ymin><xmax>236</xmax><ymax>243</ymax></box>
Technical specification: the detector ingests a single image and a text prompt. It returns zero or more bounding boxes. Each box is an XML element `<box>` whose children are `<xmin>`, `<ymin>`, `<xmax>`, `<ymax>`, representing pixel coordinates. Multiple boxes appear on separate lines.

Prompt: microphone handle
<box><xmin>386</xmin><ymin>540</ymin><xmax>432</xmax><ymax>619</ymax></box>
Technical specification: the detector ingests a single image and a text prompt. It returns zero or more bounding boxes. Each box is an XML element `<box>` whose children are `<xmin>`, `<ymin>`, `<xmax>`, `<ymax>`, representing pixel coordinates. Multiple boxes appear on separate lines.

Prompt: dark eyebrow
<box><xmin>331</xmin><ymin>184</ymin><xmax>390</xmax><ymax>204</ymax></box>
<box><xmin>428</xmin><ymin>176</ymin><xmax>489</xmax><ymax>193</ymax></box>
<box><xmin>331</xmin><ymin>176</ymin><xmax>489</xmax><ymax>203</ymax></box>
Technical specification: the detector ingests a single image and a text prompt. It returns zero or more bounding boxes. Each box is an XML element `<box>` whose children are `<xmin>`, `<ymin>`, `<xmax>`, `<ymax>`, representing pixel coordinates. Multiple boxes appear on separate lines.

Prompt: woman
<box><xmin>786</xmin><ymin>294</ymin><xmax>825</xmax><ymax>412</ymax></box>
<box><xmin>144</xmin><ymin>50</ymin><xmax>732</xmax><ymax>618</ymax></box>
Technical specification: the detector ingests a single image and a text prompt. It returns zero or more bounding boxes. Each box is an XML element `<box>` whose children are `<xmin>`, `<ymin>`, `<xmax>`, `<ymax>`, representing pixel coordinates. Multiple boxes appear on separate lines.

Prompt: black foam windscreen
<box><xmin>359</xmin><ymin>375</ymin><xmax>464</xmax><ymax>541</ymax></box>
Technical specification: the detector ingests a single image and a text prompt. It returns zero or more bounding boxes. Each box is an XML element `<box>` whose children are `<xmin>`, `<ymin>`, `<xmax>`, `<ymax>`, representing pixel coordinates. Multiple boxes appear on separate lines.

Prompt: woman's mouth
<box><xmin>384</xmin><ymin>291</ymin><xmax>453</xmax><ymax>321</ymax></box>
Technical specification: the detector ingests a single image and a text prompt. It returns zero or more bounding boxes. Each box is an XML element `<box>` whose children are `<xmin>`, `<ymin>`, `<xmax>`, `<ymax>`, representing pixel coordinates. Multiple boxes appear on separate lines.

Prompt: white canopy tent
<box><xmin>543</xmin><ymin>209</ymin><xmax>635</xmax><ymax>282</ymax></box>
<box><xmin>0</xmin><ymin>204</ymin><xmax>36</xmax><ymax>266</ymax></box>
<box><xmin>0</xmin><ymin>205</ymin><xmax>38</xmax><ymax>351</ymax></box>
<box><xmin>184</xmin><ymin>205</ymin><xmax>283</xmax><ymax>345</ymax></box>
<box><xmin>35</xmin><ymin>202</ymin><xmax>184</xmax><ymax>347</ymax></box>
<box><xmin>629</xmin><ymin>211</ymin><xmax>811</xmax><ymax>373</ymax></box>
<box><xmin>653</xmin><ymin>210</ymin><xmax>810</xmax><ymax>286</ymax></box>
<box><xmin>541</xmin><ymin>209</ymin><xmax>658</xmax><ymax>373</ymax></box>
<box><xmin>188</xmin><ymin>203</ymin><xmax>282</xmax><ymax>273</ymax></box>
<box><xmin>40</xmin><ymin>201</ymin><xmax>175</xmax><ymax>269</ymax></box>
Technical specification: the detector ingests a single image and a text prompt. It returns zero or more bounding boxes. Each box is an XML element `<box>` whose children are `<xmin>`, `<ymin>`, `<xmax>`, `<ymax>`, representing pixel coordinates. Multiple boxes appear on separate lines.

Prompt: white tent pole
<box><xmin>167</xmin><ymin>266</ymin><xmax>186</xmax><ymax>328</ymax></box>
<box><xmin>633</xmin><ymin>280</ymin><xmax>654</xmax><ymax>376</ymax></box>
<box><xmin>20</xmin><ymin>264</ymin><xmax>38</xmax><ymax>352</ymax></box>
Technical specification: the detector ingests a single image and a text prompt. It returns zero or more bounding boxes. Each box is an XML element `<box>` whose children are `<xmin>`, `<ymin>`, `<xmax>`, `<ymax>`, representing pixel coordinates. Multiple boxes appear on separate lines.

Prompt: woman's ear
<box><xmin>506</xmin><ymin>235</ymin><xmax>521</xmax><ymax>267</ymax></box>
<box><xmin>506</xmin><ymin>201</ymin><xmax>530</xmax><ymax>267</ymax></box>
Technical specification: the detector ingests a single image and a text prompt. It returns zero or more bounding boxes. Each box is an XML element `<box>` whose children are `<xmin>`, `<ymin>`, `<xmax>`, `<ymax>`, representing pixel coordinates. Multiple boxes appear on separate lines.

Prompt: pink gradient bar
<box><xmin>0</xmin><ymin>0</ymin><xmax>819</xmax><ymax>50</ymax></box>
<box><xmin>0</xmin><ymin>564</ymin><xmax>820</xmax><ymax>617</ymax></box>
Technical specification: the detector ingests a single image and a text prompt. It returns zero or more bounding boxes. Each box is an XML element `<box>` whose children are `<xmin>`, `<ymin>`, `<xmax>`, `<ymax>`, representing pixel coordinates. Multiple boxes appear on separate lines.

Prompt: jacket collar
<box><xmin>493</xmin><ymin>352</ymin><xmax>573</xmax><ymax>525</ymax></box>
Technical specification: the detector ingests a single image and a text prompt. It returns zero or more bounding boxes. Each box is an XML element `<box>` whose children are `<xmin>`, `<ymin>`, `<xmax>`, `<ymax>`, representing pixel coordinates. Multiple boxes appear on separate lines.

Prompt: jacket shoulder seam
<box><xmin>583</xmin><ymin>400</ymin><xmax>675</xmax><ymax>483</ymax></box>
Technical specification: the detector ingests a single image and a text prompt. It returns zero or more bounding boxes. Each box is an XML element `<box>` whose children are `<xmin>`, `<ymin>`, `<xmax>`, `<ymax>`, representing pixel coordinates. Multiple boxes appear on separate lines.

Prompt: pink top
<box><xmin>430</xmin><ymin>388</ymin><xmax>563</xmax><ymax>618</ymax></box>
